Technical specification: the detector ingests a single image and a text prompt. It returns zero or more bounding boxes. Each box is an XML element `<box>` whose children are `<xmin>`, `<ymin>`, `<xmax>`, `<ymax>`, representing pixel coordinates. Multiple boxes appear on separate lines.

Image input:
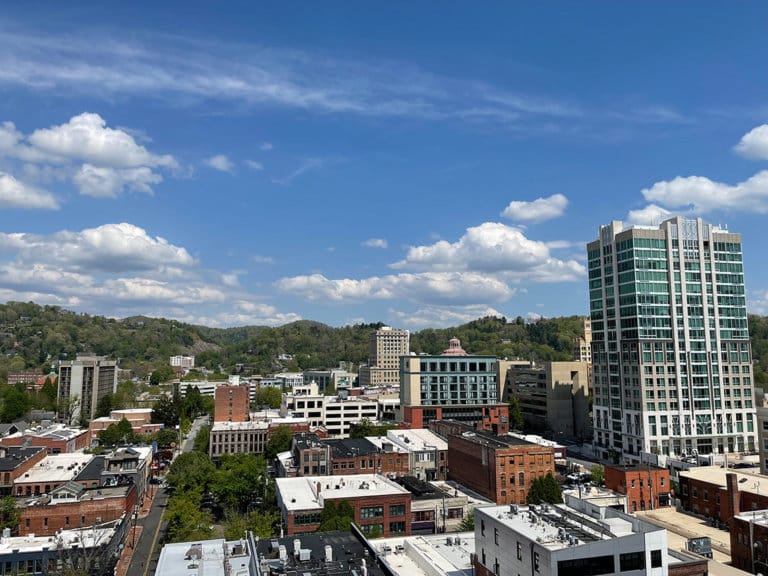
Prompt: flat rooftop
<box><xmin>0</xmin><ymin>446</ymin><xmax>45</xmax><ymax>472</ymax></box>
<box><xmin>212</xmin><ymin>415</ymin><xmax>308</xmax><ymax>432</ymax></box>
<box><xmin>17</xmin><ymin>453</ymin><xmax>94</xmax><ymax>484</ymax></box>
<box><xmin>156</xmin><ymin>538</ymin><xmax>253</xmax><ymax>576</ymax></box>
<box><xmin>680</xmin><ymin>466</ymin><xmax>766</xmax><ymax>494</ymax></box>
<box><xmin>276</xmin><ymin>474</ymin><xmax>410</xmax><ymax>512</ymax></box>
<box><xmin>0</xmin><ymin>522</ymin><xmax>117</xmax><ymax>553</ymax></box>
<box><xmin>377</xmin><ymin>532</ymin><xmax>475</xmax><ymax>576</ymax></box>
<box><xmin>386</xmin><ymin>429</ymin><xmax>447</xmax><ymax>451</ymax></box>
<box><xmin>6</xmin><ymin>424</ymin><xmax>86</xmax><ymax>441</ymax></box>
<box><xmin>477</xmin><ymin>503</ymin><xmax>661</xmax><ymax>551</ymax></box>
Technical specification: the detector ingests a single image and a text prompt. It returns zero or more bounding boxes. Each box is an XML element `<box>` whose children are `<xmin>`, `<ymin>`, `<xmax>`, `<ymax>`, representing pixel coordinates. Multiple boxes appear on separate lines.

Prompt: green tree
<box><xmin>251</xmin><ymin>386</ymin><xmax>282</xmax><ymax>410</ymax></box>
<box><xmin>211</xmin><ymin>454</ymin><xmax>268</xmax><ymax>514</ymax></box>
<box><xmin>151</xmin><ymin>395</ymin><xmax>180</xmax><ymax>427</ymax></box>
<box><xmin>508</xmin><ymin>396</ymin><xmax>524</xmax><ymax>431</ymax></box>
<box><xmin>349</xmin><ymin>418</ymin><xmax>397</xmax><ymax>439</ymax></box>
<box><xmin>318</xmin><ymin>500</ymin><xmax>355</xmax><ymax>532</ymax></box>
<box><xmin>266</xmin><ymin>425</ymin><xmax>293</xmax><ymax>460</ymax></box>
<box><xmin>149</xmin><ymin>364</ymin><xmax>176</xmax><ymax>386</ymax></box>
<box><xmin>0</xmin><ymin>496</ymin><xmax>20</xmax><ymax>534</ymax></box>
<box><xmin>39</xmin><ymin>379</ymin><xmax>57</xmax><ymax>411</ymax></box>
<box><xmin>165</xmin><ymin>494</ymin><xmax>214</xmax><ymax>542</ymax></box>
<box><xmin>154</xmin><ymin>428</ymin><xmax>181</xmax><ymax>449</ymax></box>
<box><xmin>193</xmin><ymin>425</ymin><xmax>211</xmax><ymax>453</ymax></box>
<box><xmin>166</xmin><ymin>451</ymin><xmax>217</xmax><ymax>497</ymax></box>
<box><xmin>527</xmin><ymin>472</ymin><xmax>562</xmax><ymax>505</ymax></box>
<box><xmin>182</xmin><ymin>386</ymin><xmax>206</xmax><ymax>419</ymax></box>
<box><xmin>223</xmin><ymin>509</ymin><xmax>279</xmax><ymax>540</ymax></box>
<box><xmin>458</xmin><ymin>513</ymin><xmax>474</xmax><ymax>531</ymax></box>
<box><xmin>590</xmin><ymin>464</ymin><xmax>605</xmax><ymax>486</ymax></box>
<box><xmin>1</xmin><ymin>384</ymin><xmax>30</xmax><ymax>422</ymax></box>
<box><xmin>94</xmin><ymin>393</ymin><xmax>114</xmax><ymax>418</ymax></box>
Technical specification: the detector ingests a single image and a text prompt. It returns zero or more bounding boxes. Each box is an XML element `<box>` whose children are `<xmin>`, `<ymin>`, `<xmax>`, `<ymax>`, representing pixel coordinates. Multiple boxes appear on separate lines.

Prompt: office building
<box><xmin>57</xmin><ymin>355</ymin><xmax>118</xmax><ymax>424</ymax></box>
<box><xmin>588</xmin><ymin>217</ymin><xmax>755</xmax><ymax>463</ymax></box>
<box><xmin>157</xmin><ymin>535</ymin><xmax>258</xmax><ymax>576</ymax></box>
<box><xmin>400</xmin><ymin>338</ymin><xmax>508</xmax><ymax>433</ymax></box>
<box><xmin>504</xmin><ymin>361</ymin><xmax>590</xmax><ymax>439</ymax></box>
<box><xmin>359</xmin><ymin>326</ymin><xmax>410</xmax><ymax>387</ymax></box>
<box><xmin>214</xmin><ymin>385</ymin><xmax>250</xmax><ymax>422</ymax></box>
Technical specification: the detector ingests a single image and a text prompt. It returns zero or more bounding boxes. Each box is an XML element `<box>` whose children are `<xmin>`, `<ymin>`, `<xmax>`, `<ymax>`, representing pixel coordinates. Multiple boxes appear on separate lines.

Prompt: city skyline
<box><xmin>1</xmin><ymin>3</ymin><xmax>768</xmax><ymax>329</ymax></box>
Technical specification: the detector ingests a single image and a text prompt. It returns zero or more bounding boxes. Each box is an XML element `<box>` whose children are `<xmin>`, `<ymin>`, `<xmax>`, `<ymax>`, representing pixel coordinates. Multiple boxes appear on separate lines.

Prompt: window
<box><xmin>389</xmin><ymin>504</ymin><xmax>406</xmax><ymax>517</ymax></box>
<box><xmin>517</xmin><ymin>541</ymin><xmax>522</xmax><ymax>560</ymax></box>
<box><xmin>534</xmin><ymin>552</ymin><xmax>540</xmax><ymax>572</ymax></box>
<box><xmin>651</xmin><ymin>549</ymin><xmax>662</xmax><ymax>568</ymax></box>
<box><xmin>558</xmin><ymin>556</ymin><xmax>615</xmax><ymax>576</ymax></box>
<box><xmin>389</xmin><ymin>521</ymin><xmax>406</xmax><ymax>534</ymax></box>
<box><xmin>620</xmin><ymin>552</ymin><xmax>645</xmax><ymax>571</ymax></box>
<box><xmin>481</xmin><ymin>518</ymin><xmax>485</xmax><ymax>536</ymax></box>
<box><xmin>494</xmin><ymin>528</ymin><xmax>499</xmax><ymax>545</ymax></box>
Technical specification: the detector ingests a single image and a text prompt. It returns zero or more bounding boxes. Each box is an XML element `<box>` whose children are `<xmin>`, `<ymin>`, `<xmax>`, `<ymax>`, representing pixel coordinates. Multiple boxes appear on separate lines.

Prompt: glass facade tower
<box><xmin>588</xmin><ymin>217</ymin><xmax>755</xmax><ymax>463</ymax></box>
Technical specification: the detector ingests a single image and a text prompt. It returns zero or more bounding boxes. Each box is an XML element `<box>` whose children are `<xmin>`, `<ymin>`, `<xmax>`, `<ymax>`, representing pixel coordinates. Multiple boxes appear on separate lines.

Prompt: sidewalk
<box><xmin>113</xmin><ymin>485</ymin><xmax>160</xmax><ymax>576</ymax></box>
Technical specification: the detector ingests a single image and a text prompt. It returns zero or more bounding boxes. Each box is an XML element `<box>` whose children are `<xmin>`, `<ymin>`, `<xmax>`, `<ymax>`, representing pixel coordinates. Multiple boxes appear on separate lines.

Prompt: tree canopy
<box><xmin>527</xmin><ymin>472</ymin><xmax>563</xmax><ymax>505</ymax></box>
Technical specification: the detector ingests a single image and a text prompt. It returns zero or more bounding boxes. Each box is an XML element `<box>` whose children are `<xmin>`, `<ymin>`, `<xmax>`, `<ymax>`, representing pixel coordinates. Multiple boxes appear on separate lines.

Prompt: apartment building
<box><xmin>58</xmin><ymin>355</ymin><xmax>118</xmax><ymax>423</ymax></box>
<box><xmin>589</xmin><ymin>217</ymin><xmax>755</xmax><ymax>463</ymax></box>
<box><xmin>281</xmin><ymin>382</ymin><xmax>378</xmax><ymax>438</ymax></box>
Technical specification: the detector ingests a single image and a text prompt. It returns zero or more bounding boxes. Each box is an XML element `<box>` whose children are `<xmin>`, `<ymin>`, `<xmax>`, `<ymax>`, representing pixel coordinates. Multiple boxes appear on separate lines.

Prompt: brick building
<box><xmin>679</xmin><ymin>467</ymin><xmax>768</xmax><ymax>527</ymax></box>
<box><xmin>89</xmin><ymin>408</ymin><xmax>161</xmax><ymax>436</ymax></box>
<box><xmin>731</xmin><ymin>508</ymin><xmax>768</xmax><ymax>573</ymax></box>
<box><xmin>0</xmin><ymin>424</ymin><xmax>91</xmax><ymax>454</ymax></box>
<box><xmin>431</xmin><ymin>420</ymin><xmax>555</xmax><ymax>505</ymax></box>
<box><xmin>0</xmin><ymin>447</ymin><xmax>46</xmax><ymax>496</ymax></box>
<box><xmin>401</xmin><ymin>404</ymin><xmax>510</xmax><ymax>435</ymax></box>
<box><xmin>275</xmin><ymin>474</ymin><xmax>411</xmax><ymax>537</ymax></box>
<box><xmin>18</xmin><ymin>482</ymin><xmax>136</xmax><ymax>536</ymax></box>
<box><xmin>14</xmin><ymin>453</ymin><xmax>95</xmax><ymax>496</ymax></box>
<box><xmin>604</xmin><ymin>464</ymin><xmax>672</xmax><ymax>512</ymax></box>
<box><xmin>214</xmin><ymin>385</ymin><xmax>250</xmax><ymax>422</ymax></box>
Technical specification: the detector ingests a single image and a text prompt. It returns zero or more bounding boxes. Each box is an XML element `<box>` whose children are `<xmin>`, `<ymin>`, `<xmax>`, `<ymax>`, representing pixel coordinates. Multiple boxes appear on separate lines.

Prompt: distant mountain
<box><xmin>0</xmin><ymin>301</ymin><xmax>766</xmax><ymax>388</ymax></box>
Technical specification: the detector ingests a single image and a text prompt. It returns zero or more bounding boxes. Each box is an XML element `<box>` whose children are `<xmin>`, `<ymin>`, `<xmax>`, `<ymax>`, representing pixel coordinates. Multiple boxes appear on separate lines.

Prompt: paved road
<box><xmin>125</xmin><ymin>415</ymin><xmax>209</xmax><ymax>576</ymax></box>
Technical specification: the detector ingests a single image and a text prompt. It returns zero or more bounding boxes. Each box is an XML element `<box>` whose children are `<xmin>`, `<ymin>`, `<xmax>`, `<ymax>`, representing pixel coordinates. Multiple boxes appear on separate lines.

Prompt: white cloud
<box><xmin>276</xmin><ymin>271</ymin><xmax>513</xmax><ymax>305</ymax></box>
<box><xmin>271</xmin><ymin>158</ymin><xmax>323</xmax><ymax>185</ymax></box>
<box><xmin>0</xmin><ymin>223</ymin><xmax>194</xmax><ymax>273</ymax></box>
<box><xmin>0</xmin><ymin>171</ymin><xmax>59</xmax><ymax>209</ymax></box>
<box><xmin>205</xmin><ymin>154</ymin><xmax>234</xmax><ymax>172</ymax></box>
<box><xmin>27</xmin><ymin>113</ymin><xmax>176</xmax><ymax>169</ymax></box>
<box><xmin>252</xmin><ymin>254</ymin><xmax>275</xmax><ymax>265</ymax></box>
<box><xmin>362</xmin><ymin>238</ymin><xmax>388</xmax><ymax>249</ymax></box>
<box><xmin>102</xmin><ymin>278</ymin><xmax>226</xmax><ymax>304</ymax></box>
<box><xmin>391</xmin><ymin>222</ymin><xmax>583</xmax><ymax>281</ymax></box>
<box><xmin>0</xmin><ymin>113</ymin><xmax>175</xmax><ymax>199</ymax></box>
<box><xmin>245</xmin><ymin>160</ymin><xmax>263</xmax><ymax>171</ymax></box>
<box><xmin>73</xmin><ymin>164</ymin><xmax>162</xmax><ymax>198</ymax></box>
<box><xmin>389</xmin><ymin>305</ymin><xmax>504</xmax><ymax>330</ymax></box>
<box><xmin>642</xmin><ymin>171</ymin><xmax>768</xmax><ymax>213</ymax></box>
<box><xmin>221</xmin><ymin>272</ymin><xmax>240</xmax><ymax>287</ymax></box>
<box><xmin>735</xmin><ymin>124</ymin><xmax>768</xmax><ymax>160</ymax></box>
<box><xmin>626</xmin><ymin>204</ymin><xmax>675</xmax><ymax>225</ymax></box>
<box><xmin>501</xmin><ymin>193</ymin><xmax>568</xmax><ymax>223</ymax></box>
<box><xmin>190</xmin><ymin>301</ymin><xmax>302</xmax><ymax>328</ymax></box>
<box><xmin>260</xmin><ymin>142</ymin><xmax>273</xmax><ymax>151</ymax></box>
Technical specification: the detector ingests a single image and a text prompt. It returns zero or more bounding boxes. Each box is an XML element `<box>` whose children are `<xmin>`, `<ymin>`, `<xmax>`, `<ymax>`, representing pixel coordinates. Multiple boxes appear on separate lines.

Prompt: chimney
<box><xmin>316</xmin><ymin>482</ymin><xmax>321</xmax><ymax>495</ymax></box>
<box><xmin>726</xmin><ymin>473</ymin><xmax>740</xmax><ymax>527</ymax></box>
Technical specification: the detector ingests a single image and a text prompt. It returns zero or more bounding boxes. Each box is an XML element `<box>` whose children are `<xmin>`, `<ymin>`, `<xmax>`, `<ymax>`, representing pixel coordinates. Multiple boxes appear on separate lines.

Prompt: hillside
<box><xmin>0</xmin><ymin>301</ymin><xmax>766</xmax><ymax>387</ymax></box>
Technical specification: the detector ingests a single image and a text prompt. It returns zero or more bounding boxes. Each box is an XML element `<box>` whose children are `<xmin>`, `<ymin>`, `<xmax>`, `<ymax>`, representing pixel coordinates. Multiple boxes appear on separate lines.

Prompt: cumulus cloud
<box><xmin>626</xmin><ymin>204</ymin><xmax>675</xmax><ymax>225</ymax></box>
<box><xmin>26</xmin><ymin>113</ymin><xmax>176</xmax><ymax>168</ymax></box>
<box><xmin>735</xmin><ymin>124</ymin><xmax>768</xmax><ymax>160</ymax></box>
<box><xmin>245</xmin><ymin>160</ymin><xmax>263</xmax><ymax>171</ymax></box>
<box><xmin>0</xmin><ymin>171</ymin><xmax>59</xmax><ymax>209</ymax></box>
<box><xmin>641</xmin><ymin>171</ymin><xmax>768</xmax><ymax>213</ymax></box>
<box><xmin>205</xmin><ymin>154</ymin><xmax>234</xmax><ymax>172</ymax></box>
<box><xmin>501</xmin><ymin>193</ymin><xmax>568</xmax><ymax>223</ymax></box>
<box><xmin>190</xmin><ymin>301</ymin><xmax>302</xmax><ymax>328</ymax></box>
<box><xmin>391</xmin><ymin>222</ymin><xmax>583</xmax><ymax>281</ymax></box>
<box><xmin>0</xmin><ymin>223</ymin><xmax>194</xmax><ymax>273</ymax></box>
<box><xmin>389</xmin><ymin>305</ymin><xmax>504</xmax><ymax>329</ymax></box>
<box><xmin>0</xmin><ymin>113</ymin><xmax>176</xmax><ymax>200</ymax></box>
<box><xmin>362</xmin><ymin>238</ymin><xmax>388</xmax><ymax>249</ymax></box>
<box><xmin>252</xmin><ymin>254</ymin><xmax>275</xmax><ymax>265</ymax></box>
<box><xmin>260</xmin><ymin>142</ymin><xmax>273</xmax><ymax>151</ymax></box>
<box><xmin>276</xmin><ymin>271</ymin><xmax>513</xmax><ymax>305</ymax></box>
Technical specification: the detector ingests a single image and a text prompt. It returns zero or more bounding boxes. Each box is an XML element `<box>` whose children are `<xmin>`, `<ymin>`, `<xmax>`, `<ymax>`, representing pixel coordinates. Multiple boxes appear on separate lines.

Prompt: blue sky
<box><xmin>1</xmin><ymin>2</ymin><xmax>768</xmax><ymax>329</ymax></box>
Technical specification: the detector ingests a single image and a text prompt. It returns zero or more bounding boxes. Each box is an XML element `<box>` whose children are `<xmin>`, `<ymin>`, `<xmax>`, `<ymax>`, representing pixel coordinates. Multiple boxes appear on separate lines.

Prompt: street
<box><xmin>124</xmin><ymin>415</ymin><xmax>209</xmax><ymax>576</ymax></box>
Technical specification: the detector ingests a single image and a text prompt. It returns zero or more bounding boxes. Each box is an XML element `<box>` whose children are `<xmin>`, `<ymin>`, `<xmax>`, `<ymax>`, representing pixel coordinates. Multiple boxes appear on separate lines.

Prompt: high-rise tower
<box><xmin>358</xmin><ymin>326</ymin><xmax>409</xmax><ymax>387</ymax></box>
<box><xmin>588</xmin><ymin>217</ymin><xmax>755</xmax><ymax>463</ymax></box>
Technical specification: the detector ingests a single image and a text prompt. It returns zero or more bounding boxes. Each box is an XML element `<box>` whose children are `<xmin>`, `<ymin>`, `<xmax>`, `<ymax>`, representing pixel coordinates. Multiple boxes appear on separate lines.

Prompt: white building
<box><xmin>359</xmin><ymin>326</ymin><xmax>410</xmax><ymax>387</ymax></box>
<box><xmin>274</xmin><ymin>372</ymin><xmax>305</xmax><ymax>388</ymax></box>
<box><xmin>209</xmin><ymin>413</ymin><xmax>308</xmax><ymax>459</ymax></box>
<box><xmin>57</xmin><ymin>355</ymin><xmax>118</xmax><ymax>423</ymax></box>
<box><xmin>383</xmin><ymin>429</ymin><xmax>448</xmax><ymax>481</ymax></box>
<box><xmin>157</xmin><ymin>535</ymin><xmax>257</xmax><ymax>576</ymax></box>
<box><xmin>474</xmin><ymin>501</ymin><xmax>668</xmax><ymax>576</ymax></box>
<box><xmin>280</xmin><ymin>382</ymin><xmax>377</xmax><ymax>438</ymax></box>
<box><xmin>170</xmin><ymin>355</ymin><xmax>195</xmax><ymax>369</ymax></box>
<box><xmin>589</xmin><ymin>217</ymin><xmax>756</xmax><ymax>463</ymax></box>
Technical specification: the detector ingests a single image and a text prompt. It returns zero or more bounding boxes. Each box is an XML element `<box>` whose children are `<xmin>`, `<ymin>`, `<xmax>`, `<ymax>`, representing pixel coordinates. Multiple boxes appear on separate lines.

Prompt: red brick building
<box><xmin>604</xmin><ymin>464</ymin><xmax>672</xmax><ymax>512</ymax></box>
<box><xmin>0</xmin><ymin>425</ymin><xmax>91</xmax><ymax>454</ymax></box>
<box><xmin>0</xmin><ymin>447</ymin><xmax>46</xmax><ymax>496</ymax></box>
<box><xmin>402</xmin><ymin>404</ymin><xmax>510</xmax><ymax>434</ymax></box>
<box><xmin>276</xmin><ymin>474</ymin><xmax>412</xmax><ymax>537</ymax></box>
<box><xmin>431</xmin><ymin>420</ymin><xmax>554</xmax><ymax>505</ymax></box>
<box><xmin>18</xmin><ymin>482</ymin><xmax>136</xmax><ymax>536</ymax></box>
<box><xmin>214</xmin><ymin>385</ymin><xmax>250</xmax><ymax>422</ymax></box>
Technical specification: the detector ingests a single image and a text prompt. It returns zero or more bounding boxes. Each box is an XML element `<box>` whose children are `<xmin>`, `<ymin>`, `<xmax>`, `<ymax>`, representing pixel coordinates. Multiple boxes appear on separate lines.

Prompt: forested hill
<box><xmin>0</xmin><ymin>301</ymin><xmax>766</xmax><ymax>386</ymax></box>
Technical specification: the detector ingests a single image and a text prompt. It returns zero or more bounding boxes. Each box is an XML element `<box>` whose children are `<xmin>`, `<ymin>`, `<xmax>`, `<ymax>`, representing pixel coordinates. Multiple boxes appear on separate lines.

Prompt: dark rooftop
<box><xmin>75</xmin><ymin>455</ymin><xmax>105</xmax><ymax>482</ymax></box>
<box><xmin>0</xmin><ymin>446</ymin><xmax>44</xmax><ymax>472</ymax></box>
<box><xmin>255</xmin><ymin>530</ymin><xmax>391</xmax><ymax>576</ymax></box>
<box><xmin>323</xmin><ymin>438</ymin><xmax>379</xmax><ymax>459</ymax></box>
<box><xmin>395</xmin><ymin>476</ymin><xmax>442</xmax><ymax>500</ymax></box>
